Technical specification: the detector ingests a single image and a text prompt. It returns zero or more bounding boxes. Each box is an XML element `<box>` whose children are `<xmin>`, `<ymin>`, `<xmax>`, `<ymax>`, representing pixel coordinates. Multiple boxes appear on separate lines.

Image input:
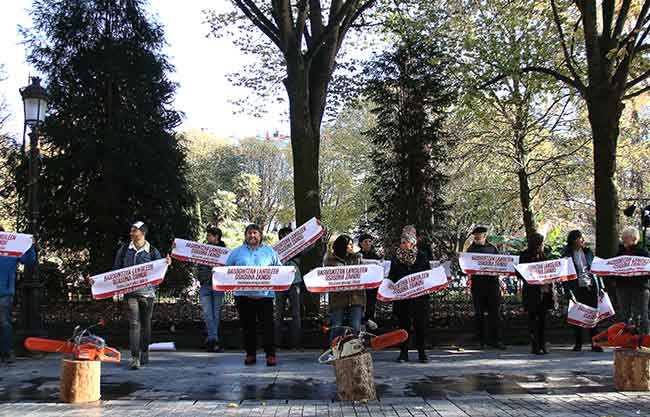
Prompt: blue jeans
<box><xmin>200</xmin><ymin>286</ymin><xmax>224</xmax><ymax>342</ymax></box>
<box><xmin>0</xmin><ymin>296</ymin><xmax>12</xmax><ymax>354</ymax></box>
<box><xmin>329</xmin><ymin>305</ymin><xmax>363</xmax><ymax>343</ymax></box>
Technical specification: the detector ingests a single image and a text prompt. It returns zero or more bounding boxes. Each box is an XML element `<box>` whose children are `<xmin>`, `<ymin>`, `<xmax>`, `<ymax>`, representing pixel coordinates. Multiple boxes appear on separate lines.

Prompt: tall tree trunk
<box><xmin>517</xmin><ymin>167</ymin><xmax>536</xmax><ymax>243</ymax></box>
<box><xmin>587</xmin><ymin>94</ymin><xmax>623</xmax><ymax>258</ymax></box>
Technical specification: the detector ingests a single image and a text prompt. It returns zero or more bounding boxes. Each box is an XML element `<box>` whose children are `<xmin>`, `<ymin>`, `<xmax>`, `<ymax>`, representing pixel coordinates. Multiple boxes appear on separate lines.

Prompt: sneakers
<box><xmin>365</xmin><ymin>319</ymin><xmax>378</xmax><ymax>331</ymax></box>
<box><xmin>395</xmin><ymin>353</ymin><xmax>409</xmax><ymax>363</ymax></box>
<box><xmin>140</xmin><ymin>352</ymin><xmax>149</xmax><ymax>365</ymax></box>
<box><xmin>129</xmin><ymin>357</ymin><xmax>140</xmax><ymax>370</ymax></box>
<box><xmin>572</xmin><ymin>344</ymin><xmax>582</xmax><ymax>352</ymax></box>
<box><xmin>213</xmin><ymin>344</ymin><xmax>225</xmax><ymax>353</ymax></box>
<box><xmin>206</xmin><ymin>340</ymin><xmax>216</xmax><ymax>352</ymax></box>
<box><xmin>244</xmin><ymin>355</ymin><xmax>256</xmax><ymax>365</ymax></box>
<box><xmin>0</xmin><ymin>351</ymin><xmax>15</xmax><ymax>364</ymax></box>
<box><xmin>417</xmin><ymin>350</ymin><xmax>428</xmax><ymax>363</ymax></box>
<box><xmin>266</xmin><ymin>355</ymin><xmax>277</xmax><ymax>367</ymax></box>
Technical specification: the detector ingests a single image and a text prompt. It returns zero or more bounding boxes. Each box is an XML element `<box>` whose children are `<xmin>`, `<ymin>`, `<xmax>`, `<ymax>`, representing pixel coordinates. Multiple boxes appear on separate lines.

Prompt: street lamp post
<box><xmin>19</xmin><ymin>76</ymin><xmax>48</xmax><ymax>336</ymax></box>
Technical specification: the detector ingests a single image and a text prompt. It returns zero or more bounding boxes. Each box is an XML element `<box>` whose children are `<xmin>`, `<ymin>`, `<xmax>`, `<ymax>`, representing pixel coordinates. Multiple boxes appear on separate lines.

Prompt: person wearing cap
<box><xmin>388</xmin><ymin>225</ymin><xmax>431</xmax><ymax>363</ymax></box>
<box><xmin>0</xmin><ymin>225</ymin><xmax>37</xmax><ymax>363</ymax></box>
<box><xmin>196</xmin><ymin>225</ymin><xmax>227</xmax><ymax>353</ymax></box>
<box><xmin>226</xmin><ymin>224</ymin><xmax>282</xmax><ymax>366</ymax></box>
<box><xmin>466</xmin><ymin>225</ymin><xmax>506</xmax><ymax>350</ymax></box>
<box><xmin>113</xmin><ymin>221</ymin><xmax>170</xmax><ymax>370</ymax></box>
<box><xmin>274</xmin><ymin>227</ymin><xmax>303</xmax><ymax>350</ymax></box>
<box><xmin>357</xmin><ymin>233</ymin><xmax>381</xmax><ymax>326</ymax></box>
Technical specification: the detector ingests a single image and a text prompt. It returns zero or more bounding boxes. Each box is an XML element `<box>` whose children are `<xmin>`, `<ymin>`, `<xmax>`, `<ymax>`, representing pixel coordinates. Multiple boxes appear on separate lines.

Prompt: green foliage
<box><xmin>22</xmin><ymin>0</ymin><xmax>198</xmax><ymax>280</ymax></box>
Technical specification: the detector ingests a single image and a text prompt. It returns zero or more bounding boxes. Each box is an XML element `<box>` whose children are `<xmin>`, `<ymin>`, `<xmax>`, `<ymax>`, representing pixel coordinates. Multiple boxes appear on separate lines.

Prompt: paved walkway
<box><xmin>1</xmin><ymin>346</ymin><xmax>649</xmax><ymax>416</ymax></box>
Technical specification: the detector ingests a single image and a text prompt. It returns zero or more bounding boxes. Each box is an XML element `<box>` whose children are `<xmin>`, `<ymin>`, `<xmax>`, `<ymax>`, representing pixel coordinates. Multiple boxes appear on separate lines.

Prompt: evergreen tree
<box><xmin>22</xmin><ymin>0</ymin><xmax>197</xmax><ymax>279</ymax></box>
<box><xmin>363</xmin><ymin>34</ymin><xmax>454</xmax><ymax>256</ymax></box>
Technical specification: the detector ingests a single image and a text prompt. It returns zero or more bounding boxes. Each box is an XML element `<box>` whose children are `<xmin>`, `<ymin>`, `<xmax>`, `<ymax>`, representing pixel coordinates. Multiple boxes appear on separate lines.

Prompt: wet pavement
<box><xmin>1</xmin><ymin>345</ymin><xmax>650</xmax><ymax>416</ymax></box>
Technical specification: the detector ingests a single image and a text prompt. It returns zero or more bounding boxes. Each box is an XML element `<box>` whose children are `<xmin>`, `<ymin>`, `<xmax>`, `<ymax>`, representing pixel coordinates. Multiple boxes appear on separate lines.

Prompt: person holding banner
<box><xmin>389</xmin><ymin>225</ymin><xmax>431</xmax><ymax>363</ymax></box>
<box><xmin>274</xmin><ymin>227</ymin><xmax>303</xmax><ymax>350</ymax></box>
<box><xmin>0</xmin><ymin>226</ymin><xmax>37</xmax><ymax>363</ymax></box>
<box><xmin>227</xmin><ymin>224</ymin><xmax>282</xmax><ymax>366</ymax></box>
<box><xmin>517</xmin><ymin>233</ymin><xmax>553</xmax><ymax>355</ymax></box>
<box><xmin>466</xmin><ymin>226</ymin><xmax>505</xmax><ymax>350</ymax></box>
<box><xmin>113</xmin><ymin>221</ymin><xmax>169</xmax><ymax>370</ymax></box>
<box><xmin>197</xmin><ymin>225</ymin><xmax>227</xmax><ymax>353</ymax></box>
<box><xmin>614</xmin><ymin>227</ymin><xmax>650</xmax><ymax>334</ymax></box>
<box><xmin>325</xmin><ymin>235</ymin><xmax>365</xmax><ymax>343</ymax></box>
<box><xmin>562</xmin><ymin>230</ymin><xmax>604</xmax><ymax>352</ymax></box>
<box><xmin>358</xmin><ymin>233</ymin><xmax>381</xmax><ymax>326</ymax></box>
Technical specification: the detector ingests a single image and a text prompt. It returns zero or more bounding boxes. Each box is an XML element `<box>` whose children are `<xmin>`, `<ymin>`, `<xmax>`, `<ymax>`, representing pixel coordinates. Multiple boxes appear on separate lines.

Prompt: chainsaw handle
<box><xmin>318</xmin><ymin>348</ymin><xmax>335</xmax><ymax>364</ymax></box>
<box><xmin>99</xmin><ymin>347</ymin><xmax>121</xmax><ymax>363</ymax></box>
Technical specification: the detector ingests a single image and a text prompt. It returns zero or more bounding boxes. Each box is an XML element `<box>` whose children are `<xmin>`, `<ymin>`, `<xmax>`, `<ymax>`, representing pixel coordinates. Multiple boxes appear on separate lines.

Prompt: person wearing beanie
<box><xmin>196</xmin><ymin>225</ymin><xmax>227</xmax><ymax>353</ymax></box>
<box><xmin>0</xmin><ymin>225</ymin><xmax>37</xmax><ymax>363</ymax></box>
<box><xmin>517</xmin><ymin>233</ymin><xmax>554</xmax><ymax>355</ymax></box>
<box><xmin>388</xmin><ymin>225</ymin><xmax>431</xmax><ymax>363</ymax></box>
<box><xmin>562</xmin><ymin>230</ymin><xmax>604</xmax><ymax>352</ymax></box>
<box><xmin>357</xmin><ymin>233</ymin><xmax>381</xmax><ymax>325</ymax></box>
<box><xmin>226</xmin><ymin>224</ymin><xmax>282</xmax><ymax>366</ymax></box>
<box><xmin>325</xmin><ymin>235</ymin><xmax>365</xmax><ymax>343</ymax></box>
<box><xmin>466</xmin><ymin>225</ymin><xmax>506</xmax><ymax>350</ymax></box>
<box><xmin>112</xmin><ymin>221</ymin><xmax>170</xmax><ymax>370</ymax></box>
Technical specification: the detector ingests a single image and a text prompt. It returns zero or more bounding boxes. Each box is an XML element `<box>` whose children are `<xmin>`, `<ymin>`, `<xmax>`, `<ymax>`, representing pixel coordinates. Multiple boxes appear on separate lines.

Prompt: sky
<box><xmin>0</xmin><ymin>0</ymin><xmax>289</xmax><ymax>141</ymax></box>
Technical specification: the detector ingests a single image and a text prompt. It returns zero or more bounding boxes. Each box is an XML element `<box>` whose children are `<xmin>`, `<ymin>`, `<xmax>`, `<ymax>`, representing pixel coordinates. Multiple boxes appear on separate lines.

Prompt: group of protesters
<box><xmin>1</xmin><ymin>219</ymin><xmax>649</xmax><ymax>370</ymax></box>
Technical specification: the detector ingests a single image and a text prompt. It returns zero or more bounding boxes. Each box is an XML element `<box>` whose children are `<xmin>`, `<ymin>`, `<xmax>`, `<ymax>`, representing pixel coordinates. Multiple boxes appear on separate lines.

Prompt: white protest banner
<box><xmin>567</xmin><ymin>299</ymin><xmax>598</xmax><ymax>328</ymax></box>
<box><xmin>591</xmin><ymin>256</ymin><xmax>650</xmax><ymax>277</ymax></box>
<box><xmin>303</xmin><ymin>264</ymin><xmax>384</xmax><ymax>293</ymax></box>
<box><xmin>212</xmin><ymin>266</ymin><xmax>296</xmax><ymax>291</ymax></box>
<box><xmin>171</xmin><ymin>238</ymin><xmax>231</xmax><ymax>266</ymax></box>
<box><xmin>459</xmin><ymin>252</ymin><xmax>519</xmax><ymax>276</ymax></box>
<box><xmin>0</xmin><ymin>232</ymin><xmax>33</xmax><ymax>257</ymax></box>
<box><xmin>597</xmin><ymin>291</ymin><xmax>615</xmax><ymax>321</ymax></box>
<box><xmin>91</xmin><ymin>259</ymin><xmax>168</xmax><ymax>300</ymax></box>
<box><xmin>430</xmin><ymin>260</ymin><xmax>452</xmax><ymax>279</ymax></box>
<box><xmin>272</xmin><ymin>217</ymin><xmax>324</xmax><ymax>262</ymax></box>
<box><xmin>377</xmin><ymin>267</ymin><xmax>448</xmax><ymax>302</ymax></box>
<box><xmin>515</xmin><ymin>258</ymin><xmax>577</xmax><ymax>285</ymax></box>
<box><xmin>360</xmin><ymin>259</ymin><xmax>392</xmax><ymax>278</ymax></box>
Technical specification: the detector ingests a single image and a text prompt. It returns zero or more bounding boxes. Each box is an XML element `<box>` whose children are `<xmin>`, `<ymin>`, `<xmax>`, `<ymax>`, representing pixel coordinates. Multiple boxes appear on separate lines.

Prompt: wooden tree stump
<box><xmin>332</xmin><ymin>352</ymin><xmax>376</xmax><ymax>401</ymax></box>
<box><xmin>614</xmin><ymin>348</ymin><xmax>650</xmax><ymax>391</ymax></box>
<box><xmin>59</xmin><ymin>359</ymin><xmax>101</xmax><ymax>403</ymax></box>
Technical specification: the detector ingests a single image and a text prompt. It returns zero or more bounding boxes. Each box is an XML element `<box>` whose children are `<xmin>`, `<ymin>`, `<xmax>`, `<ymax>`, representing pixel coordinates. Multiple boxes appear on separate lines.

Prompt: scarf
<box><xmin>396</xmin><ymin>247</ymin><xmax>417</xmax><ymax>266</ymax></box>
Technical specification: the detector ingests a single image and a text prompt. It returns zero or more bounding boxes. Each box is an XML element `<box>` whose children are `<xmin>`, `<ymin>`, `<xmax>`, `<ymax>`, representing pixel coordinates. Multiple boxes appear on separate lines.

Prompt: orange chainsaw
<box><xmin>24</xmin><ymin>321</ymin><xmax>121</xmax><ymax>363</ymax></box>
<box><xmin>318</xmin><ymin>326</ymin><xmax>408</xmax><ymax>363</ymax></box>
<box><xmin>592</xmin><ymin>322</ymin><xmax>650</xmax><ymax>349</ymax></box>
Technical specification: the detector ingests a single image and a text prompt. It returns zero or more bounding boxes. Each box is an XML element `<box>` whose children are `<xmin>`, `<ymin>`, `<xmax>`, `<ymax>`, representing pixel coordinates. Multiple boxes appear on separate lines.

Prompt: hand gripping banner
<box><xmin>430</xmin><ymin>260</ymin><xmax>452</xmax><ymax>279</ymax></box>
<box><xmin>591</xmin><ymin>256</ymin><xmax>650</xmax><ymax>277</ymax></box>
<box><xmin>377</xmin><ymin>267</ymin><xmax>449</xmax><ymax>302</ymax></box>
<box><xmin>171</xmin><ymin>238</ymin><xmax>232</xmax><ymax>266</ymax></box>
<box><xmin>303</xmin><ymin>264</ymin><xmax>384</xmax><ymax>293</ymax></box>
<box><xmin>361</xmin><ymin>259</ymin><xmax>392</xmax><ymax>278</ymax></box>
<box><xmin>0</xmin><ymin>232</ymin><xmax>33</xmax><ymax>257</ymax></box>
<box><xmin>567</xmin><ymin>292</ymin><xmax>615</xmax><ymax>328</ymax></box>
<box><xmin>90</xmin><ymin>259</ymin><xmax>168</xmax><ymax>300</ymax></box>
<box><xmin>272</xmin><ymin>217</ymin><xmax>324</xmax><ymax>263</ymax></box>
<box><xmin>458</xmin><ymin>252</ymin><xmax>519</xmax><ymax>276</ymax></box>
<box><xmin>212</xmin><ymin>266</ymin><xmax>296</xmax><ymax>291</ymax></box>
<box><xmin>515</xmin><ymin>258</ymin><xmax>577</xmax><ymax>285</ymax></box>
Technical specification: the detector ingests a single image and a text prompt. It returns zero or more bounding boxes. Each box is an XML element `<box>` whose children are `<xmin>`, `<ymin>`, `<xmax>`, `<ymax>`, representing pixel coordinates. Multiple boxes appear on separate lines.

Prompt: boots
<box><xmin>530</xmin><ymin>332</ymin><xmax>540</xmax><ymax>355</ymax></box>
<box><xmin>396</xmin><ymin>344</ymin><xmax>409</xmax><ymax>363</ymax></box>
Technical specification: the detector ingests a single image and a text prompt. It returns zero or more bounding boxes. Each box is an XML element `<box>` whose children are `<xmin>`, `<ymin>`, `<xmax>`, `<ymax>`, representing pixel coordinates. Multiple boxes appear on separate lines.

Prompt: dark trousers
<box><xmin>471</xmin><ymin>280</ymin><xmax>501</xmax><ymax>344</ymax></box>
<box><xmin>616</xmin><ymin>286</ymin><xmax>650</xmax><ymax>334</ymax></box>
<box><xmin>125</xmin><ymin>296</ymin><xmax>154</xmax><ymax>358</ymax></box>
<box><xmin>365</xmin><ymin>288</ymin><xmax>378</xmax><ymax>321</ymax></box>
<box><xmin>528</xmin><ymin>310</ymin><xmax>547</xmax><ymax>351</ymax></box>
<box><xmin>274</xmin><ymin>283</ymin><xmax>302</xmax><ymax>348</ymax></box>
<box><xmin>572</xmin><ymin>285</ymin><xmax>598</xmax><ymax>346</ymax></box>
<box><xmin>235</xmin><ymin>296</ymin><xmax>275</xmax><ymax>356</ymax></box>
<box><xmin>394</xmin><ymin>296</ymin><xmax>429</xmax><ymax>353</ymax></box>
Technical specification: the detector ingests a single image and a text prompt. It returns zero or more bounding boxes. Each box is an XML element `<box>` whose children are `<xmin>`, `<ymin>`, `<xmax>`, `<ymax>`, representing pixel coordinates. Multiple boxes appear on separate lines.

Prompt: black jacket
<box><xmin>388</xmin><ymin>250</ymin><xmax>430</xmax><ymax>283</ymax></box>
<box><xmin>561</xmin><ymin>245</ymin><xmax>602</xmax><ymax>295</ymax></box>
<box><xmin>358</xmin><ymin>249</ymin><xmax>382</xmax><ymax>261</ymax></box>
<box><xmin>197</xmin><ymin>241</ymin><xmax>227</xmax><ymax>286</ymax></box>
<box><xmin>466</xmin><ymin>242</ymin><xmax>500</xmax><ymax>288</ymax></box>
<box><xmin>518</xmin><ymin>250</ymin><xmax>554</xmax><ymax>313</ymax></box>
<box><xmin>614</xmin><ymin>245</ymin><xmax>650</xmax><ymax>290</ymax></box>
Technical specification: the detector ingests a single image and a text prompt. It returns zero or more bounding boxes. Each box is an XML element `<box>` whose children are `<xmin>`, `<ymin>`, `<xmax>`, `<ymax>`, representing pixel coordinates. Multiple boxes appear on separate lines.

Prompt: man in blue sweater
<box><xmin>226</xmin><ymin>224</ymin><xmax>281</xmax><ymax>366</ymax></box>
<box><xmin>0</xmin><ymin>226</ymin><xmax>37</xmax><ymax>363</ymax></box>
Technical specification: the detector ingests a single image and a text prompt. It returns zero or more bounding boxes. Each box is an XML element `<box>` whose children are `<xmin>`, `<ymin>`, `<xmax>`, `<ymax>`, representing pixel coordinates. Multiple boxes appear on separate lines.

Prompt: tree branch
<box><xmin>613</xmin><ymin>0</ymin><xmax>632</xmax><ymax>40</ymax></box>
<box><xmin>233</xmin><ymin>0</ymin><xmax>282</xmax><ymax>49</ymax></box>
<box><xmin>551</xmin><ymin>0</ymin><xmax>585</xmax><ymax>90</ymax></box>
<box><xmin>626</xmin><ymin>67</ymin><xmax>650</xmax><ymax>90</ymax></box>
<box><xmin>602</xmin><ymin>0</ymin><xmax>614</xmax><ymax>41</ymax></box>
<box><xmin>623</xmin><ymin>83</ymin><xmax>650</xmax><ymax>99</ymax></box>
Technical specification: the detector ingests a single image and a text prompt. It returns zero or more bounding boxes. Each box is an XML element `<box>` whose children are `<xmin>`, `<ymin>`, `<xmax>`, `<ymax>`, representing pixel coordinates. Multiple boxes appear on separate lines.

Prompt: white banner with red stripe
<box><xmin>303</xmin><ymin>264</ymin><xmax>384</xmax><ymax>293</ymax></box>
<box><xmin>361</xmin><ymin>259</ymin><xmax>392</xmax><ymax>278</ymax></box>
<box><xmin>430</xmin><ymin>260</ymin><xmax>452</xmax><ymax>279</ymax></box>
<box><xmin>515</xmin><ymin>258</ymin><xmax>577</xmax><ymax>285</ymax></box>
<box><xmin>566</xmin><ymin>291</ymin><xmax>615</xmax><ymax>328</ymax></box>
<box><xmin>597</xmin><ymin>291</ymin><xmax>615</xmax><ymax>321</ymax></box>
<box><xmin>377</xmin><ymin>267</ymin><xmax>449</xmax><ymax>302</ymax></box>
<box><xmin>459</xmin><ymin>252</ymin><xmax>519</xmax><ymax>276</ymax></box>
<box><xmin>591</xmin><ymin>256</ymin><xmax>650</xmax><ymax>277</ymax></box>
<box><xmin>272</xmin><ymin>217</ymin><xmax>324</xmax><ymax>262</ymax></box>
<box><xmin>211</xmin><ymin>266</ymin><xmax>296</xmax><ymax>291</ymax></box>
<box><xmin>90</xmin><ymin>259</ymin><xmax>168</xmax><ymax>300</ymax></box>
<box><xmin>171</xmin><ymin>238</ymin><xmax>231</xmax><ymax>266</ymax></box>
<box><xmin>0</xmin><ymin>232</ymin><xmax>33</xmax><ymax>257</ymax></box>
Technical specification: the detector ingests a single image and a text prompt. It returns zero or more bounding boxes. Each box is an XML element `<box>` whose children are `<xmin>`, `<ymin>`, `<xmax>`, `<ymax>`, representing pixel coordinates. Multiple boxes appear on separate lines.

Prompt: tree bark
<box><xmin>59</xmin><ymin>359</ymin><xmax>101</xmax><ymax>403</ymax></box>
<box><xmin>614</xmin><ymin>348</ymin><xmax>650</xmax><ymax>391</ymax></box>
<box><xmin>332</xmin><ymin>351</ymin><xmax>377</xmax><ymax>401</ymax></box>
<box><xmin>587</xmin><ymin>93</ymin><xmax>623</xmax><ymax>258</ymax></box>
<box><xmin>517</xmin><ymin>167</ymin><xmax>536</xmax><ymax>243</ymax></box>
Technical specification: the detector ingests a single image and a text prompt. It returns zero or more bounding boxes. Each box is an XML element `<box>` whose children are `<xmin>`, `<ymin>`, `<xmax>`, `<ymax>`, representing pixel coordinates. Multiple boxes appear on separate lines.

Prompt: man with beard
<box><xmin>226</xmin><ymin>224</ymin><xmax>282</xmax><ymax>366</ymax></box>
